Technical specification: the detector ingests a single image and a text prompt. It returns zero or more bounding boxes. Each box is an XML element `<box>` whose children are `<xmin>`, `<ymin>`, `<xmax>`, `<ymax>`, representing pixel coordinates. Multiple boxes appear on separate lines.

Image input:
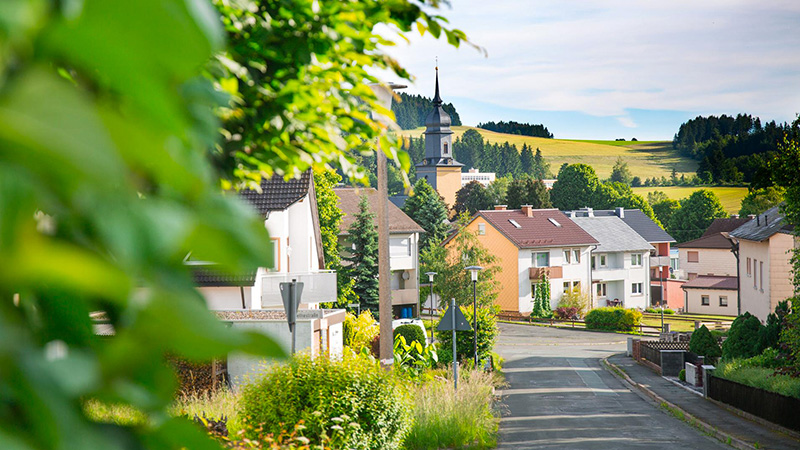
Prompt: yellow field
<box><xmin>400</xmin><ymin>126</ymin><xmax>696</xmax><ymax>179</ymax></box>
<box><xmin>631</xmin><ymin>186</ymin><xmax>748</xmax><ymax>214</ymax></box>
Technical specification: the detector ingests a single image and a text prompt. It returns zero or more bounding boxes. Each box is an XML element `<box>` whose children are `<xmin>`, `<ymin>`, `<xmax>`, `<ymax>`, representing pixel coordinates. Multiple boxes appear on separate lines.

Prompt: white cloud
<box><xmin>378</xmin><ymin>0</ymin><xmax>800</xmax><ymax>126</ymax></box>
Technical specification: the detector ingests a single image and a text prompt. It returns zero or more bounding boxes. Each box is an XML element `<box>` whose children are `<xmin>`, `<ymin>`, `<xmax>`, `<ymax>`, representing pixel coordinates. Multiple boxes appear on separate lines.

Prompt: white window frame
<box><xmin>563</xmin><ymin>281</ymin><xmax>570</xmax><ymax>292</ymax></box>
<box><xmin>632</xmin><ymin>282</ymin><xmax>643</xmax><ymax>295</ymax></box>
<box><xmin>599</xmin><ymin>254</ymin><xmax>607</xmax><ymax>268</ymax></box>
<box><xmin>478</xmin><ymin>222</ymin><xmax>486</xmax><ymax>235</ymax></box>
<box><xmin>531</xmin><ymin>283</ymin><xmax>537</xmax><ymax>299</ymax></box>
<box><xmin>631</xmin><ymin>253</ymin><xmax>643</xmax><ymax>267</ymax></box>
<box><xmin>746</xmin><ymin>257</ymin><xmax>751</xmax><ymax>277</ymax></box>
<box><xmin>701</xmin><ymin>295</ymin><xmax>710</xmax><ymax>306</ymax></box>
<box><xmin>595</xmin><ymin>282</ymin><xmax>607</xmax><ymax>298</ymax></box>
<box><xmin>533</xmin><ymin>251</ymin><xmax>550</xmax><ymax>268</ymax></box>
<box><xmin>563</xmin><ymin>249</ymin><xmax>571</xmax><ymax>265</ymax></box>
<box><xmin>573</xmin><ymin>249</ymin><xmax>581</xmax><ymax>264</ymax></box>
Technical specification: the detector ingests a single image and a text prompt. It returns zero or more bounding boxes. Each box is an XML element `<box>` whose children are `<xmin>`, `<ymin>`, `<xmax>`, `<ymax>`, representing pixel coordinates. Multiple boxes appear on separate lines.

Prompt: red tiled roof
<box><xmin>475</xmin><ymin>209</ymin><xmax>598</xmax><ymax>248</ymax></box>
<box><xmin>681</xmin><ymin>275</ymin><xmax>738</xmax><ymax>290</ymax></box>
<box><xmin>334</xmin><ymin>188</ymin><xmax>425</xmax><ymax>235</ymax></box>
<box><xmin>674</xmin><ymin>233</ymin><xmax>734</xmax><ymax>250</ymax></box>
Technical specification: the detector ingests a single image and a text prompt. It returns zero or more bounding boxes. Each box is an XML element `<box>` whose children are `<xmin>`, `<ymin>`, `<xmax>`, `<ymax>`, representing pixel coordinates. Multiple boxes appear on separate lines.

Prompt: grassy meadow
<box><xmin>631</xmin><ymin>186</ymin><xmax>748</xmax><ymax>214</ymax></box>
<box><xmin>400</xmin><ymin>126</ymin><xmax>697</xmax><ymax>179</ymax></box>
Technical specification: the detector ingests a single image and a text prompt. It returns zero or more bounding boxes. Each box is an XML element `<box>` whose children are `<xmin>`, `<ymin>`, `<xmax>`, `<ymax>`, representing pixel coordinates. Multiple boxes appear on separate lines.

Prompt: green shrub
<box><xmin>645</xmin><ymin>307</ymin><xmax>675</xmax><ymax>314</ymax></box>
<box><xmin>557</xmin><ymin>287</ymin><xmax>591</xmax><ymax>317</ymax></box>
<box><xmin>394</xmin><ymin>324</ymin><xmax>425</xmax><ymax>348</ymax></box>
<box><xmin>584</xmin><ymin>307</ymin><xmax>642</xmax><ymax>332</ymax></box>
<box><xmin>403</xmin><ymin>370</ymin><xmax>499</xmax><ymax>449</ymax></box>
<box><xmin>717</xmin><ymin>357</ymin><xmax>800</xmax><ymax>399</ymax></box>
<box><xmin>393</xmin><ymin>335</ymin><xmax>438</xmax><ymax>379</ymax></box>
<box><xmin>781</xmin><ymin>297</ymin><xmax>800</xmax><ymax>370</ymax></box>
<box><xmin>679</xmin><ymin>369</ymin><xmax>686</xmax><ymax>382</ymax></box>
<box><xmin>343</xmin><ymin>311</ymin><xmax>379</xmax><ymax>354</ymax></box>
<box><xmin>689</xmin><ymin>325</ymin><xmax>722</xmax><ymax>359</ymax></box>
<box><xmin>436</xmin><ymin>305</ymin><xmax>499</xmax><ymax>366</ymax></box>
<box><xmin>759</xmin><ymin>300</ymin><xmax>790</xmax><ymax>351</ymax></box>
<box><xmin>240</xmin><ymin>353</ymin><xmax>410</xmax><ymax>450</ymax></box>
<box><xmin>722</xmin><ymin>312</ymin><xmax>763</xmax><ymax>360</ymax></box>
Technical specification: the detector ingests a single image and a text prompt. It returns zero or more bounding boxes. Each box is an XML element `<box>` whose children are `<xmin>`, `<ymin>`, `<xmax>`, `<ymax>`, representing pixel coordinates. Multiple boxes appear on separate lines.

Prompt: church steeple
<box><xmin>418</xmin><ymin>65</ymin><xmax>461</xmax><ymax>168</ymax></box>
<box><xmin>432</xmin><ymin>66</ymin><xmax>443</xmax><ymax>106</ymax></box>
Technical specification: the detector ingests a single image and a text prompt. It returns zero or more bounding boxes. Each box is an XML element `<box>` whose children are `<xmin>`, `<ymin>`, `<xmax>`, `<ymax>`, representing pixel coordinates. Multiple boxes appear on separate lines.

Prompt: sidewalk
<box><xmin>608</xmin><ymin>353</ymin><xmax>800</xmax><ymax>450</ymax></box>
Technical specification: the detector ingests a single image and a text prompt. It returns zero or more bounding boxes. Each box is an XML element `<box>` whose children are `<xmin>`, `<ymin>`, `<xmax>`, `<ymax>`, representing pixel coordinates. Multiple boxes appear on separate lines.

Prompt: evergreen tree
<box><xmin>532</xmin><ymin>148</ymin><xmax>551</xmax><ymax>179</ymax></box>
<box><xmin>403</xmin><ymin>178</ymin><xmax>450</xmax><ymax>251</ymax></box>
<box><xmin>454</xmin><ymin>128</ymin><xmax>484</xmax><ymax>171</ymax></box>
<box><xmin>454</xmin><ymin>181</ymin><xmax>492</xmax><ymax>215</ymax></box>
<box><xmin>476</xmin><ymin>120</ymin><xmax>553</xmax><ymax>138</ymax></box>
<box><xmin>520</xmin><ymin>144</ymin><xmax>534</xmax><ymax>175</ymax></box>
<box><xmin>345</xmin><ymin>194</ymin><xmax>380</xmax><ymax>313</ymax></box>
<box><xmin>480</xmin><ymin>143</ymin><xmax>501</xmax><ymax>173</ymax></box>
<box><xmin>498</xmin><ymin>142</ymin><xmax>522</xmax><ymax>177</ymax></box>
<box><xmin>609</xmin><ymin>157</ymin><xmax>633</xmax><ymax>185</ymax></box>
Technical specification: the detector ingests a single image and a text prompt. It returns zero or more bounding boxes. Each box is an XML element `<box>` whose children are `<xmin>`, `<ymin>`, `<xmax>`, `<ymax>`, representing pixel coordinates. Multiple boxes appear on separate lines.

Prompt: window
<box><xmin>563</xmin><ymin>249</ymin><xmax>571</xmax><ymax>265</ymax></box>
<box><xmin>719</xmin><ymin>296</ymin><xmax>728</xmax><ymax>307</ymax></box>
<box><xmin>746</xmin><ymin>257</ymin><xmax>751</xmax><ymax>277</ymax></box>
<box><xmin>754</xmin><ymin>259</ymin><xmax>758</xmax><ymax>288</ymax></box>
<box><xmin>563</xmin><ymin>281</ymin><xmax>570</xmax><ymax>292</ymax></box>
<box><xmin>591</xmin><ymin>256</ymin><xmax>595</xmax><ymax>270</ymax></box>
<box><xmin>478</xmin><ymin>223</ymin><xmax>485</xmax><ymax>235</ymax></box>
<box><xmin>573</xmin><ymin>249</ymin><xmax>581</xmax><ymax>264</ymax></box>
<box><xmin>548</xmin><ymin>218</ymin><xmax>562</xmax><ymax>227</ymax></box>
<box><xmin>687</xmin><ymin>251</ymin><xmax>699</xmax><ymax>263</ymax></box>
<box><xmin>572</xmin><ymin>280</ymin><xmax>580</xmax><ymax>290</ymax></box>
<box><xmin>533</xmin><ymin>252</ymin><xmax>550</xmax><ymax>267</ymax></box>
<box><xmin>531</xmin><ymin>283</ymin><xmax>537</xmax><ymax>299</ymax></box>
<box><xmin>443</xmin><ymin>142</ymin><xmax>449</xmax><ymax>155</ymax></box>
<box><xmin>631</xmin><ymin>253</ymin><xmax>642</xmax><ymax>266</ymax></box>
<box><xmin>509</xmin><ymin>219</ymin><xmax>521</xmax><ymax>228</ymax></box>
<box><xmin>599</xmin><ymin>254</ymin><xmax>607</xmax><ymax>267</ymax></box>
<box><xmin>701</xmin><ymin>295</ymin><xmax>710</xmax><ymax>306</ymax></box>
<box><xmin>632</xmin><ymin>282</ymin><xmax>643</xmax><ymax>294</ymax></box>
<box><xmin>596</xmin><ymin>282</ymin><xmax>607</xmax><ymax>298</ymax></box>
<box><xmin>760</xmin><ymin>261</ymin><xmax>764</xmax><ymax>291</ymax></box>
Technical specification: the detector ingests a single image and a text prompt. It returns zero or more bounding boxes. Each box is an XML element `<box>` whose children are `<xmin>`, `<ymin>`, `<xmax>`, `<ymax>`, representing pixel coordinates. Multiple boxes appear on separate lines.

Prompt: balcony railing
<box><xmin>650</xmin><ymin>256</ymin><xmax>671</xmax><ymax>267</ymax></box>
<box><xmin>260</xmin><ymin>271</ymin><xmax>337</xmax><ymax>305</ymax></box>
<box><xmin>529</xmin><ymin>266</ymin><xmax>562</xmax><ymax>279</ymax></box>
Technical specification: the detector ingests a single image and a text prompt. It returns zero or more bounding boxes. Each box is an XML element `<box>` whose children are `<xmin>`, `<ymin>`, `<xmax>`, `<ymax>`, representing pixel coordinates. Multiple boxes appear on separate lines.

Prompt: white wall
<box><xmin>200</xmin><ymin>287</ymin><xmax>252</xmax><ymax>310</ymax></box>
<box><xmin>679</xmin><ymin>248</ymin><xmax>737</xmax><ymax>278</ymax></box>
<box><xmin>738</xmin><ymin>234</ymin><xmax>797</xmax><ymax>321</ymax></box>
<box><xmin>263</xmin><ymin>194</ymin><xmax>321</xmax><ymax>275</ymax></box>
<box><xmin>517</xmin><ymin>246</ymin><xmax>593</xmax><ymax>313</ymax></box>
<box><xmin>590</xmin><ymin>251</ymin><xmax>649</xmax><ymax>309</ymax></box>
<box><xmin>684</xmin><ymin>288</ymin><xmax>738</xmax><ymax>316</ymax></box>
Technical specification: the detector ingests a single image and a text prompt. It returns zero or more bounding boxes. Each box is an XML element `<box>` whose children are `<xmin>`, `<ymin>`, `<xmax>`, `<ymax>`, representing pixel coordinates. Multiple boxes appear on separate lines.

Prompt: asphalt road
<box><xmin>495</xmin><ymin>323</ymin><xmax>728</xmax><ymax>449</ymax></box>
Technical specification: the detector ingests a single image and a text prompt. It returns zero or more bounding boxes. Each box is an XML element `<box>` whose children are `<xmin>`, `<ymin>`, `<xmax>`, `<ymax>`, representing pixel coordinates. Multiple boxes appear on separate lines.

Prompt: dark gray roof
<box><xmin>191</xmin><ymin>266</ymin><xmax>257</xmax><ymax>287</ymax></box>
<box><xmin>564</xmin><ymin>208</ymin><xmax>675</xmax><ymax>243</ymax></box>
<box><xmin>729</xmin><ymin>205</ymin><xmax>794</xmax><ymax>242</ymax></box>
<box><xmin>674</xmin><ymin>233</ymin><xmax>734</xmax><ymax>250</ymax></box>
<box><xmin>239</xmin><ymin>172</ymin><xmax>312</xmax><ymax>215</ymax></box>
<box><xmin>389</xmin><ymin>195</ymin><xmax>408</xmax><ymax>210</ymax></box>
<box><xmin>702</xmin><ymin>218</ymin><xmax>750</xmax><ymax>237</ymax></box>
<box><xmin>571</xmin><ymin>216</ymin><xmax>653</xmax><ymax>252</ymax></box>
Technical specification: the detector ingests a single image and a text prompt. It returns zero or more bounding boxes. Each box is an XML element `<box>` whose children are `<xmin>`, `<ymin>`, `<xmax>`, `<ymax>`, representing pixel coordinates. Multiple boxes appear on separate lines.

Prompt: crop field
<box><xmin>400</xmin><ymin>126</ymin><xmax>697</xmax><ymax>179</ymax></box>
<box><xmin>631</xmin><ymin>186</ymin><xmax>748</xmax><ymax>214</ymax></box>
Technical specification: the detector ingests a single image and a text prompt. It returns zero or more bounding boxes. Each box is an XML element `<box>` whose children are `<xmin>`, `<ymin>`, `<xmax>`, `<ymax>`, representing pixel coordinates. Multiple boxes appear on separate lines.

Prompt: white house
<box><xmin>569</xmin><ymin>215</ymin><xmax>653</xmax><ymax>310</ymax></box>
<box><xmin>334</xmin><ymin>187</ymin><xmax>425</xmax><ymax>318</ymax></box>
<box><xmin>461</xmin><ymin>168</ymin><xmax>496</xmax><ymax>187</ymax></box>
<box><xmin>729</xmin><ymin>206</ymin><xmax>797</xmax><ymax>321</ymax></box>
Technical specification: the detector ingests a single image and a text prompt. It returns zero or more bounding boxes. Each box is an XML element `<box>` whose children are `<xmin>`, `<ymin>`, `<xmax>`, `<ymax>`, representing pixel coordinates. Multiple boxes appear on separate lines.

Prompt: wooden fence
<box><xmin>708</xmin><ymin>375</ymin><xmax>800</xmax><ymax>432</ymax></box>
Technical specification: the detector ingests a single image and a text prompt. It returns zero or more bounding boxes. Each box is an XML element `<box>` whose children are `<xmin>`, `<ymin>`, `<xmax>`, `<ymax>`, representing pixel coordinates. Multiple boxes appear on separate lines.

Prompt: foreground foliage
<box><xmin>240</xmin><ymin>354</ymin><xmax>410</xmax><ymax>450</ymax></box>
<box><xmin>584</xmin><ymin>308</ymin><xmax>642</xmax><ymax>332</ymax></box>
<box><xmin>436</xmin><ymin>305</ymin><xmax>499</xmax><ymax>366</ymax></box>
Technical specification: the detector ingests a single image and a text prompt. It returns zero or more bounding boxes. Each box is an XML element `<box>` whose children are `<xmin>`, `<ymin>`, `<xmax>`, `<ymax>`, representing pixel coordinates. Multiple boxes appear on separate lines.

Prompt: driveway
<box><xmin>495</xmin><ymin>323</ymin><xmax>727</xmax><ymax>449</ymax></box>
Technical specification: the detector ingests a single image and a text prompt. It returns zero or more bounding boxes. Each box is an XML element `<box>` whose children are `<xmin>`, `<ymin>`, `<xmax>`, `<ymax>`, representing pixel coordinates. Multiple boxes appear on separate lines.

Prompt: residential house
<box><xmin>675</xmin><ymin>217</ymin><xmax>747</xmax><ymax>315</ymax></box>
<box><xmin>569</xmin><ymin>215</ymin><xmax>653</xmax><ymax>309</ymax></box>
<box><xmin>462</xmin><ymin>168</ymin><xmax>495</xmax><ymax>187</ymax></box>
<box><xmin>729</xmin><ymin>206</ymin><xmax>797</xmax><ymax>321</ymax></box>
<box><xmin>334</xmin><ymin>187</ymin><xmax>425</xmax><ymax>318</ymax></box>
<box><xmin>566</xmin><ymin>208</ymin><xmax>680</xmax><ymax>309</ymax></box>
<box><xmin>445</xmin><ymin>206</ymin><xmax>598</xmax><ymax>313</ymax></box>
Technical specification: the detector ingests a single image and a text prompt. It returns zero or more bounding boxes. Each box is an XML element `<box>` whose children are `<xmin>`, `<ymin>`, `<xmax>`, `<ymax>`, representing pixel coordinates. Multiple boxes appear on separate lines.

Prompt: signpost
<box><xmin>437</xmin><ymin>298</ymin><xmax>471</xmax><ymax>390</ymax></box>
<box><xmin>280</xmin><ymin>279</ymin><xmax>304</xmax><ymax>355</ymax></box>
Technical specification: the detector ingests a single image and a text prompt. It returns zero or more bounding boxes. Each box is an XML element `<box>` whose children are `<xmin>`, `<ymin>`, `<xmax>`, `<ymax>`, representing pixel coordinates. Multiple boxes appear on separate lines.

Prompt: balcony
<box><xmin>650</xmin><ymin>256</ymin><xmax>670</xmax><ymax>267</ymax></box>
<box><xmin>391</xmin><ymin>288</ymin><xmax>418</xmax><ymax>305</ymax></box>
<box><xmin>529</xmin><ymin>266</ymin><xmax>562</xmax><ymax>279</ymax></box>
<box><xmin>260</xmin><ymin>271</ymin><xmax>337</xmax><ymax>305</ymax></box>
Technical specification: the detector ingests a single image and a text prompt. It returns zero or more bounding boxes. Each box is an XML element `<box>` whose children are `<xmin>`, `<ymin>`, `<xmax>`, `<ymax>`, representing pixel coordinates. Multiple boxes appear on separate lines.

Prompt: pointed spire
<box><xmin>432</xmin><ymin>63</ymin><xmax>443</xmax><ymax>106</ymax></box>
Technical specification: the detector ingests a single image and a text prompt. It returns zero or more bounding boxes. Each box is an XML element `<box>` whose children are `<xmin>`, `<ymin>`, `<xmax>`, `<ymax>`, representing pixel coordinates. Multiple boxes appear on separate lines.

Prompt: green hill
<box><xmin>400</xmin><ymin>126</ymin><xmax>697</xmax><ymax>179</ymax></box>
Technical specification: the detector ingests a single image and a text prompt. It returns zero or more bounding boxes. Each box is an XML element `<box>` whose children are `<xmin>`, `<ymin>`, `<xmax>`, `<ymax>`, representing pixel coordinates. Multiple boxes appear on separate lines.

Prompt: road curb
<box><xmin>602</xmin><ymin>356</ymin><xmax>756</xmax><ymax>450</ymax></box>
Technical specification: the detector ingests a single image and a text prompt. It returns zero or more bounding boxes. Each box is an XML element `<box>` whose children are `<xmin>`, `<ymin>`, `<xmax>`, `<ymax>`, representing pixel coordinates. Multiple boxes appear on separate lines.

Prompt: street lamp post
<box><xmin>425</xmin><ymin>271</ymin><xmax>437</xmax><ymax>344</ymax></box>
<box><xmin>465</xmin><ymin>266</ymin><xmax>483</xmax><ymax>368</ymax></box>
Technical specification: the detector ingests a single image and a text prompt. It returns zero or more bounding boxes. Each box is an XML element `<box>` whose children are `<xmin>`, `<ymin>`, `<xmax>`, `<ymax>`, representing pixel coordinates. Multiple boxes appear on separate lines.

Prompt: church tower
<box><xmin>415</xmin><ymin>67</ymin><xmax>463</xmax><ymax>209</ymax></box>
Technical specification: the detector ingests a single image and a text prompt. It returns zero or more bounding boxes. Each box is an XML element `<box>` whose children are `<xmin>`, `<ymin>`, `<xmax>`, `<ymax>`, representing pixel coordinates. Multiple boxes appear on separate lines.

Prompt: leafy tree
<box><xmin>551</xmin><ymin>164</ymin><xmax>602</xmax><ymax>210</ymax></box>
<box><xmin>722</xmin><ymin>312</ymin><xmax>764</xmax><ymax>360</ymax></box>
<box><xmin>667</xmin><ymin>189</ymin><xmax>727</xmax><ymax>242</ymax></box>
<box><xmin>403</xmin><ymin>178</ymin><xmax>450</xmax><ymax>251</ymax></box>
<box><xmin>506</xmin><ymin>177</ymin><xmax>552</xmax><ymax>209</ymax></box>
<box><xmin>647</xmin><ymin>191</ymin><xmax>670</xmax><ymax>205</ymax></box>
<box><xmin>454</xmin><ymin>181</ymin><xmax>493</xmax><ymax>215</ymax></box>
<box><xmin>609</xmin><ymin>157</ymin><xmax>633</xmax><ymax>185</ymax></box>
<box><xmin>314</xmin><ymin>169</ymin><xmax>356</xmax><ymax>307</ymax></box>
<box><xmin>689</xmin><ymin>325</ymin><xmax>722</xmax><ymax>359</ymax></box>
<box><xmin>532</xmin><ymin>148</ymin><xmax>551</xmax><ymax>180</ymax></box>
<box><xmin>420</xmin><ymin>214</ymin><xmax>500</xmax><ymax>310</ymax></box>
<box><xmin>766</xmin><ymin>118</ymin><xmax>800</xmax><ymax>290</ymax></box>
<box><xmin>212</xmin><ymin>0</ymin><xmax>473</xmax><ymax>186</ymax></box>
<box><xmin>345</xmin><ymin>195</ymin><xmax>380</xmax><ymax>313</ymax></box>
<box><xmin>596</xmin><ymin>182</ymin><xmax>660</xmax><ymax>225</ymax></box>
<box><xmin>739</xmin><ymin>186</ymin><xmax>785</xmax><ymax>217</ymax></box>
<box><xmin>436</xmin><ymin>304</ymin><xmax>499</xmax><ymax>365</ymax></box>
<box><xmin>486</xmin><ymin>175</ymin><xmax>512</xmax><ymax>206</ymax></box>
<box><xmin>780</xmin><ymin>298</ymin><xmax>800</xmax><ymax>371</ymax></box>
<box><xmin>652</xmin><ymin>199</ymin><xmax>681</xmax><ymax>231</ymax></box>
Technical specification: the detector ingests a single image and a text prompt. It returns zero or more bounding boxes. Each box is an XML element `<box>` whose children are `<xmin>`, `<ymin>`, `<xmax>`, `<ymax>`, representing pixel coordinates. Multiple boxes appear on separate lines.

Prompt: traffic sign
<box><xmin>437</xmin><ymin>303</ymin><xmax>472</xmax><ymax>331</ymax></box>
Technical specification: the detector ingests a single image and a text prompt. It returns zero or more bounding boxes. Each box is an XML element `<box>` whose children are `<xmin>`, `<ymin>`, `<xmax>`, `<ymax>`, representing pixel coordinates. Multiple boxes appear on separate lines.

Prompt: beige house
<box><xmin>681</xmin><ymin>275</ymin><xmax>738</xmax><ymax>315</ymax></box>
<box><xmin>675</xmin><ymin>217</ymin><xmax>747</xmax><ymax>280</ymax></box>
<box><xmin>729</xmin><ymin>206</ymin><xmax>797</xmax><ymax>321</ymax></box>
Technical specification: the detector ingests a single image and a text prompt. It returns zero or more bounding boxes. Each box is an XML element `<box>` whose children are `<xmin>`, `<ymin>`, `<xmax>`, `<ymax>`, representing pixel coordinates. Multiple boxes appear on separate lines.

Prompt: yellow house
<box><xmin>444</xmin><ymin>206</ymin><xmax>598</xmax><ymax>313</ymax></box>
<box><xmin>730</xmin><ymin>206</ymin><xmax>798</xmax><ymax>321</ymax></box>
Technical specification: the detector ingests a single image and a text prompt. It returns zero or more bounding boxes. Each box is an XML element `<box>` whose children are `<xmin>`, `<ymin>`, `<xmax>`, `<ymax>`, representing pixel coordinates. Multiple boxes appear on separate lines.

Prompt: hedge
<box><xmin>584</xmin><ymin>307</ymin><xmax>642</xmax><ymax>332</ymax></box>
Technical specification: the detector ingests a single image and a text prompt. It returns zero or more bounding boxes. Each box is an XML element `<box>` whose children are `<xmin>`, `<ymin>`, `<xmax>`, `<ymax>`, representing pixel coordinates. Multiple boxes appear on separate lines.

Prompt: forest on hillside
<box><xmin>391</xmin><ymin>92</ymin><xmax>462</xmax><ymax>129</ymax></box>
<box><xmin>477</xmin><ymin>120</ymin><xmax>553</xmax><ymax>138</ymax></box>
<box><xmin>673</xmin><ymin>114</ymin><xmax>796</xmax><ymax>184</ymax></box>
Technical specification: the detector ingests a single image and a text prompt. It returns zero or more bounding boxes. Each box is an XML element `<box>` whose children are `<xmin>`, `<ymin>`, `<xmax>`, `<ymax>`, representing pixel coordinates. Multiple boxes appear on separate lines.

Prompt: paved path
<box><xmin>495</xmin><ymin>323</ymin><xmax>727</xmax><ymax>449</ymax></box>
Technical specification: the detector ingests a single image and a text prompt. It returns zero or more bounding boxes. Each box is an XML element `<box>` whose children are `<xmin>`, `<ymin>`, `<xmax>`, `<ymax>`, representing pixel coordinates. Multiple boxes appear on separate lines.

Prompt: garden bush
<box><xmin>394</xmin><ymin>324</ymin><xmax>426</xmax><ymax>348</ymax></box>
<box><xmin>679</xmin><ymin>369</ymin><xmax>686</xmax><ymax>382</ymax></box>
<box><xmin>722</xmin><ymin>312</ymin><xmax>763</xmax><ymax>360</ymax></box>
<box><xmin>758</xmin><ymin>300</ymin><xmax>790</xmax><ymax>351</ymax></box>
<box><xmin>554</xmin><ymin>306</ymin><xmax>578</xmax><ymax>320</ymax></box>
<box><xmin>557</xmin><ymin>287</ymin><xmax>591</xmax><ymax>317</ymax></box>
<box><xmin>437</xmin><ymin>305</ymin><xmax>499</xmax><ymax>366</ymax></box>
<box><xmin>584</xmin><ymin>307</ymin><xmax>642</xmax><ymax>332</ymax></box>
<box><xmin>689</xmin><ymin>325</ymin><xmax>722</xmax><ymax>359</ymax></box>
<box><xmin>240</xmin><ymin>353</ymin><xmax>410</xmax><ymax>450</ymax></box>
<box><xmin>645</xmin><ymin>307</ymin><xmax>675</xmax><ymax>314</ymax></box>
<box><xmin>717</xmin><ymin>354</ymin><xmax>800</xmax><ymax>399</ymax></box>
<box><xmin>343</xmin><ymin>311</ymin><xmax>379</xmax><ymax>354</ymax></box>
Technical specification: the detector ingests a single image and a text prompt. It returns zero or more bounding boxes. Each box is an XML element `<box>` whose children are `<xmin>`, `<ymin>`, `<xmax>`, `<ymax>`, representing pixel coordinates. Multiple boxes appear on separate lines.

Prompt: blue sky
<box><xmin>378</xmin><ymin>0</ymin><xmax>800</xmax><ymax>140</ymax></box>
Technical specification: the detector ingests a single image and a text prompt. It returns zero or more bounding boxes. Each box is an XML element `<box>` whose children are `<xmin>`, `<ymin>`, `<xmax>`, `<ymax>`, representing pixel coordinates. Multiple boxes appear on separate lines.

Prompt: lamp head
<box><xmin>465</xmin><ymin>265</ymin><xmax>483</xmax><ymax>282</ymax></box>
<box><xmin>425</xmin><ymin>271</ymin><xmax>437</xmax><ymax>282</ymax></box>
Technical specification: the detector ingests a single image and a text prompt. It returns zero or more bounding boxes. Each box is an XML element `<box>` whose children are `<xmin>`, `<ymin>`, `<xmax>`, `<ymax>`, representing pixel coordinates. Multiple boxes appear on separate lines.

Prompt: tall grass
<box><xmin>403</xmin><ymin>369</ymin><xmax>501</xmax><ymax>450</ymax></box>
<box><xmin>716</xmin><ymin>360</ymin><xmax>800</xmax><ymax>399</ymax></box>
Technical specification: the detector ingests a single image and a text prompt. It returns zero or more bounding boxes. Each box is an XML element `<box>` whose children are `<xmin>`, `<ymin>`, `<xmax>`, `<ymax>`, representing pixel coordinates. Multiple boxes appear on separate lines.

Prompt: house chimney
<box><xmin>521</xmin><ymin>205</ymin><xmax>534</xmax><ymax>217</ymax></box>
<box><xmin>586</xmin><ymin>207</ymin><xmax>594</xmax><ymax>217</ymax></box>
<box><xmin>730</xmin><ymin>214</ymin><xmax>739</xmax><ymax>219</ymax></box>
<box><xmin>494</xmin><ymin>205</ymin><xmax>507</xmax><ymax>211</ymax></box>
<box><xmin>615</xmin><ymin>207</ymin><xmax>625</xmax><ymax>218</ymax></box>
<box><xmin>764</xmin><ymin>214</ymin><xmax>768</xmax><ymax>225</ymax></box>
<box><xmin>756</xmin><ymin>215</ymin><xmax>760</xmax><ymax>226</ymax></box>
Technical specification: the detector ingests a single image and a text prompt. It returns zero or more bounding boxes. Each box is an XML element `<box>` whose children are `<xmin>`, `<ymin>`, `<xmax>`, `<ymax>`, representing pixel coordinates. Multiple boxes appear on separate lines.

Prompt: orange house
<box><xmin>444</xmin><ymin>206</ymin><xmax>598</xmax><ymax>313</ymax></box>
